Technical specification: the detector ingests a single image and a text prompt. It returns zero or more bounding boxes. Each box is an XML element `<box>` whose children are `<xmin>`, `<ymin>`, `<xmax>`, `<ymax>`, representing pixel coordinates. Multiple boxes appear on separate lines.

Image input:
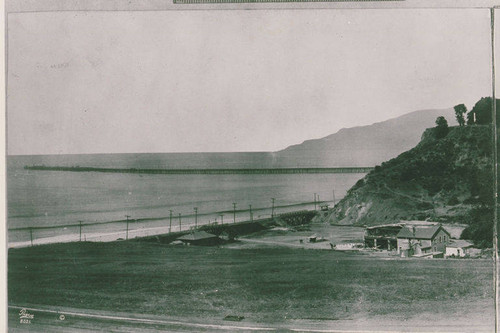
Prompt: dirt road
<box><xmin>9</xmin><ymin>304</ymin><xmax>493</xmax><ymax>332</ymax></box>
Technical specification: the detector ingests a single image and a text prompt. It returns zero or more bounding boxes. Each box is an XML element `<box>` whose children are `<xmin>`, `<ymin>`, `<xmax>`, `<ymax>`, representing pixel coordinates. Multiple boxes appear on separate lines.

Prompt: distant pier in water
<box><xmin>24</xmin><ymin>165</ymin><xmax>374</xmax><ymax>175</ymax></box>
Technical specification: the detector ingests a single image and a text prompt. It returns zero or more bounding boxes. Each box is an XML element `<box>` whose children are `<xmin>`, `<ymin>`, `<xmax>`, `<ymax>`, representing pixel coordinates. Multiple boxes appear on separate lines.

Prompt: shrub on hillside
<box><xmin>466</xmin><ymin>97</ymin><xmax>499</xmax><ymax>125</ymax></box>
<box><xmin>460</xmin><ymin>207</ymin><xmax>493</xmax><ymax>248</ymax></box>
<box><xmin>434</xmin><ymin>116</ymin><xmax>449</xmax><ymax>139</ymax></box>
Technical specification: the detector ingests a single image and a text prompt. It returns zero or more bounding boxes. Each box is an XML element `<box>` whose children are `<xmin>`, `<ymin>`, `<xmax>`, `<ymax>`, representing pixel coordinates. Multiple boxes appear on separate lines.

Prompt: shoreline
<box><xmin>8</xmin><ymin>209</ymin><xmax>315</xmax><ymax>249</ymax></box>
<box><xmin>8</xmin><ymin>200</ymin><xmax>331</xmax><ymax>231</ymax></box>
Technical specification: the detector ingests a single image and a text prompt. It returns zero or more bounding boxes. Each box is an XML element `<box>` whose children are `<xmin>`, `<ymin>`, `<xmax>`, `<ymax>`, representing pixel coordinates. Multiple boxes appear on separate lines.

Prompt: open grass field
<box><xmin>8</xmin><ymin>241</ymin><xmax>495</xmax><ymax>331</ymax></box>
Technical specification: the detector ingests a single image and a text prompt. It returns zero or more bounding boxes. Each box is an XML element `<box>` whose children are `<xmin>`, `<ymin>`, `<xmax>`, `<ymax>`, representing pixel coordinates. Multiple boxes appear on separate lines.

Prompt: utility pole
<box><xmin>314</xmin><ymin>193</ymin><xmax>317</xmax><ymax>210</ymax></box>
<box><xmin>271</xmin><ymin>198</ymin><xmax>275</xmax><ymax>218</ymax></box>
<box><xmin>333</xmin><ymin>189</ymin><xmax>336</xmax><ymax>206</ymax></box>
<box><xmin>29</xmin><ymin>227</ymin><xmax>33</xmax><ymax>247</ymax></box>
<box><xmin>249</xmin><ymin>204</ymin><xmax>253</xmax><ymax>221</ymax></box>
<box><xmin>220</xmin><ymin>214</ymin><xmax>224</xmax><ymax>225</ymax></box>
<box><xmin>125</xmin><ymin>215</ymin><xmax>130</xmax><ymax>240</ymax></box>
<box><xmin>490</xmin><ymin>10</ymin><xmax>499</xmax><ymax>333</ymax></box>
<box><xmin>179</xmin><ymin>213</ymin><xmax>182</xmax><ymax>231</ymax></box>
<box><xmin>79</xmin><ymin>220</ymin><xmax>83</xmax><ymax>242</ymax></box>
<box><xmin>169</xmin><ymin>210</ymin><xmax>173</xmax><ymax>232</ymax></box>
<box><xmin>194</xmin><ymin>207</ymin><xmax>198</xmax><ymax>228</ymax></box>
<box><xmin>232</xmin><ymin>202</ymin><xmax>237</xmax><ymax>224</ymax></box>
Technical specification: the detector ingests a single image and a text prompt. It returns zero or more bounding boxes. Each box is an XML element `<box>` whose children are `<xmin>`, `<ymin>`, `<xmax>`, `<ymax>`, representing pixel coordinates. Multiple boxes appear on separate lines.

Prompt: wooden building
<box><xmin>177</xmin><ymin>231</ymin><xmax>221</xmax><ymax>246</ymax></box>
<box><xmin>397</xmin><ymin>224</ymin><xmax>450</xmax><ymax>257</ymax></box>
<box><xmin>445</xmin><ymin>239</ymin><xmax>474</xmax><ymax>257</ymax></box>
<box><xmin>364</xmin><ymin>223</ymin><xmax>403</xmax><ymax>250</ymax></box>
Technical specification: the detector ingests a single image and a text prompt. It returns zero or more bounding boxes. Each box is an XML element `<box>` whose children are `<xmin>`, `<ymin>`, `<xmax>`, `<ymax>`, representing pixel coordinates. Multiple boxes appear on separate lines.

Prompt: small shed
<box><xmin>308</xmin><ymin>234</ymin><xmax>327</xmax><ymax>243</ymax></box>
<box><xmin>364</xmin><ymin>223</ymin><xmax>403</xmax><ymax>250</ymax></box>
<box><xmin>177</xmin><ymin>231</ymin><xmax>221</xmax><ymax>246</ymax></box>
<box><xmin>446</xmin><ymin>240</ymin><xmax>474</xmax><ymax>257</ymax></box>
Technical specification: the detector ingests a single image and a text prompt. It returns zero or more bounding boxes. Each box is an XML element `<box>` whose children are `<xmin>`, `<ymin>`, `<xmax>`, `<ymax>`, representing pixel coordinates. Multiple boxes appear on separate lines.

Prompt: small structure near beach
<box><xmin>445</xmin><ymin>239</ymin><xmax>474</xmax><ymax>258</ymax></box>
<box><xmin>177</xmin><ymin>231</ymin><xmax>221</xmax><ymax>246</ymax></box>
<box><xmin>309</xmin><ymin>234</ymin><xmax>327</xmax><ymax>243</ymax></box>
<box><xmin>364</xmin><ymin>223</ymin><xmax>402</xmax><ymax>250</ymax></box>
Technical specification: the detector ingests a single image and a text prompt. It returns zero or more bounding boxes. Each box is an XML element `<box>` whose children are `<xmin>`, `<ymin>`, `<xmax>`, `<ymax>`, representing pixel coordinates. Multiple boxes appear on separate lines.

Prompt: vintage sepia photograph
<box><xmin>5</xmin><ymin>1</ymin><xmax>499</xmax><ymax>331</ymax></box>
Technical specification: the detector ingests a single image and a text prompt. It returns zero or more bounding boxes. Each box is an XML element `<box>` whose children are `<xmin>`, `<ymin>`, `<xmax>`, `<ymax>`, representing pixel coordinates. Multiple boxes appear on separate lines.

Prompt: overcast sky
<box><xmin>7</xmin><ymin>9</ymin><xmax>492</xmax><ymax>155</ymax></box>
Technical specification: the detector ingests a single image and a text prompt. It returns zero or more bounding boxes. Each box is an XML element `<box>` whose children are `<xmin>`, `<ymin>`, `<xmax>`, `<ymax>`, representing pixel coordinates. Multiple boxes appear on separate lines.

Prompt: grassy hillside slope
<box><xmin>330</xmin><ymin>125</ymin><xmax>493</xmax><ymax>247</ymax></box>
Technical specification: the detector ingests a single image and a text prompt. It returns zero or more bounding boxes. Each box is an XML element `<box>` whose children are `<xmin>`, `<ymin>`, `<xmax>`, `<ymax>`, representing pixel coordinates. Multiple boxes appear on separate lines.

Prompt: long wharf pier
<box><xmin>24</xmin><ymin>165</ymin><xmax>373</xmax><ymax>174</ymax></box>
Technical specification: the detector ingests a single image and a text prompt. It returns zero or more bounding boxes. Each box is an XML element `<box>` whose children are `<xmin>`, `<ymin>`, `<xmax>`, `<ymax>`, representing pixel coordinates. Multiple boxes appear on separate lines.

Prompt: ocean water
<box><xmin>10</xmin><ymin>152</ymin><xmax>280</xmax><ymax>169</ymax></box>
<box><xmin>7</xmin><ymin>153</ymin><xmax>365</xmax><ymax>246</ymax></box>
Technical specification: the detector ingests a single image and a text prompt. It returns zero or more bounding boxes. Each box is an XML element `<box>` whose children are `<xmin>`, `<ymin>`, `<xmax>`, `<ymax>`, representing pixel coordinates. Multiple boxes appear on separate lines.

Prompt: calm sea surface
<box><xmin>7</xmin><ymin>153</ymin><xmax>365</xmax><ymax>245</ymax></box>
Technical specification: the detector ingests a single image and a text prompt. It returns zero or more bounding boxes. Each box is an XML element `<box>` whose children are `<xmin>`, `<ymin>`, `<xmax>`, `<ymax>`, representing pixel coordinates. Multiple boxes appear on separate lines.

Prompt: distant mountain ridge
<box><xmin>10</xmin><ymin>108</ymin><xmax>458</xmax><ymax>170</ymax></box>
<box><xmin>274</xmin><ymin>108</ymin><xmax>458</xmax><ymax>167</ymax></box>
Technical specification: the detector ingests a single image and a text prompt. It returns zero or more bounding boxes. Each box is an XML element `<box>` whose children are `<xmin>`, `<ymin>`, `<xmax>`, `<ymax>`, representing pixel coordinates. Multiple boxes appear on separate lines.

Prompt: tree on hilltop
<box><xmin>454</xmin><ymin>104</ymin><xmax>467</xmax><ymax>126</ymax></box>
<box><xmin>434</xmin><ymin>116</ymin><xmax>449</xmax><ymax>139</ymax></box>
<box><xmin>466</xmin><ymin>97</ymin><xmax>495</xmax><ymax>125</ymax></box>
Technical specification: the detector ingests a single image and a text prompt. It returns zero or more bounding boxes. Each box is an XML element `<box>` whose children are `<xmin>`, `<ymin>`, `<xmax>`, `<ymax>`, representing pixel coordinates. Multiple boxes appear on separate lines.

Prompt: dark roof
<box><xmin>447</xmin><ymin>239</ymin><xmax>474</xmax><ymax>248</ymax></box>
<box><xmin>396</xmin><ymin>225</ymin><xmax>450</xmax><ymax>240</ymax></box>
<box><xmin>177</xmin><ymin>231</ymin><xmax>218</xmax><ymax>241</ymax></box>
<box><xmin>366</xmin><ymin>223</ymin><xmax>403</xmax><ymax>230</ymax></box>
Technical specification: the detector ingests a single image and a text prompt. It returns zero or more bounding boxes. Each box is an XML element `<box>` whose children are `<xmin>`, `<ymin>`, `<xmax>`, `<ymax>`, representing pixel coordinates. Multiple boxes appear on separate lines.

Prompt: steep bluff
<box><xmin>329</xmin><ymin>125</ymin><xmax>493</xmax><ymax>246</ymax></box>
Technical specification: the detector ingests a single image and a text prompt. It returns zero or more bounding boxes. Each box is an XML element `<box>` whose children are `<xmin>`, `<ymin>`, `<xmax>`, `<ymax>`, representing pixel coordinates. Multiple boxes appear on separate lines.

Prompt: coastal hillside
<box><xmin>274</xmin><ymin>108</ymin><xmax>457</xmax><ymax>167</ymax></box>
<box><xmin>329</xmin><ymin>124</ymin><xmax>493</xmax><ymax>247</ymax></box>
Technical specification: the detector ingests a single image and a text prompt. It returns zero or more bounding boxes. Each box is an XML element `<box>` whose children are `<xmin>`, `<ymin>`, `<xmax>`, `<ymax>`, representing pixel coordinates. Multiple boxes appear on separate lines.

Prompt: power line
<box><xmin>271</xmin><ymin>198</ymin><xmax>275</xmax><ymax>218</ymax></box>
<box><xmin>232</xmin><ymin>203</ymin><xmax>237</xmax><ymax>224</ymax></box>
<box><xmin>194</xmin><ymin>207</ymin><xmax>198</xmax><ymax>228</ymax></box>
<box><xmin>125</xmin><ymin>215</ymin><xmax>131</xmax><ymax>240</ymax></box>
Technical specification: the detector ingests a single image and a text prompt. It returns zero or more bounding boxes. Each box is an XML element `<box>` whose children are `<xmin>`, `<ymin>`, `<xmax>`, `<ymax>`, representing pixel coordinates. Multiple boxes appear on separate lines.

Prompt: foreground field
<box><xmin>8</xmin><ymin>241</ymin><xmax>495</xmax><ymax>331</ymax></box>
